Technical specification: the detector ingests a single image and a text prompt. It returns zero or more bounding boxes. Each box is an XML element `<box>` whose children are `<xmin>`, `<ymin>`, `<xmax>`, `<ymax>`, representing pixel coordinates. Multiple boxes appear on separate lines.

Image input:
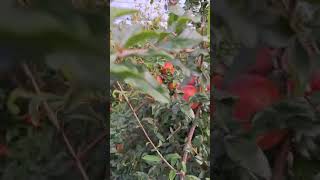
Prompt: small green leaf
<box><xmin>181</xmin><ymin>162</ymin><xmax>187</xmax><ymax>173</ymax></box>
<box><xmin>224</xmin><ymin>136</ymin><xmax>271</xmax><ymax>179</ymax></box>
<box><xmin>169</xmin><ymin>5</ymin><xmax>185</xmax><ymax>16</ymax></box>
<box><xmin>169</xmin><ymin>170</ymin><xmax>176</xmax><ymax>180</ymax></box>
<box><xmin>181</xmin><ymin>104</ymin><xmax>195</xmax><ymax>120</ymax></box>
<box><xmin>110</xmin><ymin>63</ymin><xmax>170</xmax><ymax>103</ymax></box>
<box><xmin>207</xmin><ymin>8</ymin><xmax>210</xmax><ymax>37</ymax></box>
<box><xmin>287</xmin><ymin>38</ymin><xmax>311</xmax><ymax>96</ymax></box>
<box><xmin>186</xmin><ymin>175</ymin><xmax>201</xmax><ymax>180</ymax></box>
<box><xmin>142</xmin><ymin>155</ymin><xmax>161</xmax><ymax>165</ymax></box>
<box><xmin>165</xmin><ymin>153</ymin><xmax>181</xmax><ymax>161</ymax></box>
<box><xmin>110</xmin><ymin>7</ymin><xmax>138</xmax><ymax>23</ymax></box>
<box><xmin>124</xmin><ymin>31</ymin><xmax>159</xmax><ymax>48</ymax></box>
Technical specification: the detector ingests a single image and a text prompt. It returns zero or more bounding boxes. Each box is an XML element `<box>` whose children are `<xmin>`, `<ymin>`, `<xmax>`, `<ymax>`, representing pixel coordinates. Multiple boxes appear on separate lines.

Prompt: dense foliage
<box><xmin>110</xmin><ymin>1</ymin><xmax>210</xmax><ymax>179</ymax></box>
<box><xmin>0</xmin><ymin>1</ymin><xmax>107</xmax><ymax>179</ymax></box>
<box><xmin>213</xmin><ymin>0</ymin><xmax>320</xmax><ymax>179</ymax></box>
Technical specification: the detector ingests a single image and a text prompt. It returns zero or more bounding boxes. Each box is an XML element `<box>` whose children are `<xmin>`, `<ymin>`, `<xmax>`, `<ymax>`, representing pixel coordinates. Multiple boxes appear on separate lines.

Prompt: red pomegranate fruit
<box><xmin>249</xmin><ymin>48</ymin><xmax>274</xmax><ymax>75</ymax></box>
<box><xmin>226</xmin><ymin>74</ymin><xmax>287</xmax><ymax>150</ymax></box>
<box><xmin>308</xmin><ymin>70</ymin><xmax>320</xmax><ymax>95</ymax></box>
<box><xmin>161</xmin><ymin>62</ymin><xmax>175</xmax><ymax>75</ymax></box>
<box><xmin>212</xmin><ymin>75</ymin><xmax>223</xmax><ymax>90</ymax></box>
<box><xmin>256</xmin><ymin>129</ymin><xmax>289</xmax><ymax>150</ymax></box>
<box><xmin>156</xmin><ymin>75</ymin><xmax>163</xmax><ymax>84</ymax></box>
<box><xmin>182</xmin><ymin>85</ymin><xmax>200</xmax><ymax>110</ymax></box>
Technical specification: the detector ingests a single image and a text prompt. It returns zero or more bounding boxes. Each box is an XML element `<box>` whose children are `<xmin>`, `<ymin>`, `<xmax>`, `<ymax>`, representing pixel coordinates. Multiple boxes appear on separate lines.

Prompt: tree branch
<box><xmin>116</xmin><ymin>81</ymin><xmax>178</xmax><ymax>173</ymax></box>
<box><xmin>22</xmin><ymin>63</ymin><xmax>90</xmax><ymax>180</ymax></box>
<box><xmin>179</xmin><ymin>108</ymin><xmax>201</xmax><ymax>180</ymax></box>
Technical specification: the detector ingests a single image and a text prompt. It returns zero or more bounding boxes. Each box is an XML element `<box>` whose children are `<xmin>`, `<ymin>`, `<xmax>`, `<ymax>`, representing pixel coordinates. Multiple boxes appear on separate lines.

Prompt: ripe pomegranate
<box><xmin>161</xmin><ymin>62</ymin><xmax>175</xmax><ymax>75</ymax></box>
<box><xmin>156</xmin><ymin>75</ymin><xmax>163</xmax><ymax>84</ymax></box>
<box><xmin>256</xmin><ymin>129</ymin><xmax>289</xmax><ymax>150</ymax></box>
<box><xmin>226</xmin><ymin>74</ymin><xmax>287</xmax><ymax>150</ymax></box>
<box><xmin>182</xmin><ymin>85</ymin><xmax>200</xmax><ymax>110</ymax></box>
<box><xmin>187</xmin><ymin>76</ymin><xmax>197</xmax><ymax>86</ymax></box>
<box><xmin>182</xmin><ymin>85</ymin><xmax>197</xmax><ymax>101</ymax></box>
<box><xmin>226</xmin><ymin>74</ymin><xmax>280</xmax><ymax>129</ymax></box>
<box><xmin>249</xmin><ymin>48</ymin><xmax>274</xmax><ymax>75</ymax></box>
<box><xmin>212</xmin><ymin>75</ymin><xmax>223</xmax><ymax>89</ymax></box>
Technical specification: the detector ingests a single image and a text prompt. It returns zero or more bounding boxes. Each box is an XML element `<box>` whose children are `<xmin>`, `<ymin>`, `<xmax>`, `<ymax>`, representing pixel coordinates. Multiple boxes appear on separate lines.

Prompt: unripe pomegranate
<box><xmin>168</xmin><ymin>82</ymin><xmax>177</xmax><ymax>91</ymax></box>
<box><xmin>161</xmin><ymin>62</ymin><xmax>175</xmax><ymax>75</ymax></box>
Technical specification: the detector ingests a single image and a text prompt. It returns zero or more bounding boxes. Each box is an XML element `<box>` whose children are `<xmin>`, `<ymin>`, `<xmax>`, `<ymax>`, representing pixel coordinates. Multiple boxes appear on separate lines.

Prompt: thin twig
<box><xmin>116</xmin><ymin>48</ymin><xmax>148</xmax><ymax>58</ymax></box>
<box><xmin>179</xmin><ymin>108</ymin><xmax>200</xmax><ymax>180</ymax></box>
<box><xmin>272</xmin><ymin>137</ymin><xmax>290</xmax><ymax>180</ymax></box>
<box><xmin>116</xmin><ymin>81</ymin><xmax>178</xmax><ymax>173</ymax></box>
<box><xmin>66</xmin><ymin>131</ymin><xmax>107</xmax><ymax>169</ymax></box>
<box><xmin>77</xmin><ymin>132</ymin><xmax>108</xmax><ymax>159</ymax></box>
<box><xmin>166</xmin><ymin>123</ymin><xmax>182</xmax><ymax>141</ymax></box>
<box><xmin>22</xmin><ymin>63</ymin><xmax>90</xmax><ymax>180</ymax></box>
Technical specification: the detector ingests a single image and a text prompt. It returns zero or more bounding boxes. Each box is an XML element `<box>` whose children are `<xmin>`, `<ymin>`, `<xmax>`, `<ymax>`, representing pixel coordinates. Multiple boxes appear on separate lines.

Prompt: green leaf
<box><xmin>165</xmin><ymin>153</ymin><xmax>181</xmax><ymax>161</ymax></box>
<box><xmin>46</xmin><ymin>52</ymin><xmax>107</xmax><ymax>90</ymax></box>
<box><xmin>0</xmin><ymin>4</ymin><xmax>105</xmax><ymax>55</ymax></box>
<box><xmin>287</xmin><ymin>38</ymin><xmax>311</xmax><ymax>96</ymax></box>
<box><xmin>154</xmin><ymin>131</ymin><xmax>166</xmax><ymax>142</ymax></box>
<box><xmin>224</xmin><ymin>136</ymin><xmax>271</xmax><ymax>179</ymax></box>
<box><xmin>110</xmin><ymin>63</ymin><xmax>170</xmax><ymax>104</ymax></box>
<box><xmin>181</xmin><ymin>162</ymin><xmax>187</xmax><ymax>173</ymax></box>
<box><xmin>165</xmin><ymin>153</ymin><xmax>181</xmax><ymax>166</ymax></box>
<box><xmin>169</xmin><ymin>5</ymin><xmax>185</xmax><ymax>16</ymax></box>
<box><xmin>252</xmin><ymin>98</ymin><xmax>317</xmax><ymax>136</ymax></box>
<box><xmin>169</xmin><ymin>170</ymin><xmax>176</xmax><ymax>180</ymax></box>
<box><xmin>213</xmin><ymin>0</ymin><xmax>258</xmax><ymax>47</ymax></box>
<box><xmin>142</xmin><ymin>155</ymin><xmax>161</xmax><ymax>165</ymax></box>
<box><xmin>186</xmin><ymin>175</ymin><xmax>201</xmax><ymax>180</ymax></box>
<box><xmin>110</xmin><ymin>7</ymin><xmax>138</xmax><ymax>23</ymax></box>
<box><xmin>175</xmin><ymin>17</ymin><xmax>191</xmax><ymax>34</ymax></box>
<box><xmin>181</xmin><ymin>104</ymin><xmax>195</xmax><ymax>120</ymax></box>
<box><xmin>168</xmin><ymin>13</ymin><xmax>179</xmax><ymax>26</ymax></box>
<box><xmin>259</xmin><ymin>18</ymin><xmax>293</xmax><ymax>48</ymax></box>
<box><xmin>214</xmin><ymin>90</ymin><xmax>241</xmax><ymax>132</ymax></box>
<box><xmin>207</xmin><ymin>8</ymin><xmax>210</xmax><ymax>37</ymax></box>
<box><xmin>185</xmin><ymin>11</ymin><xmax>201</xmax><ymax>23</ymax></box>
<box><xmin>124</xmin><ymin>31</ymin><xmax>159</xmax><ymax>48</ymax></box>
<box><xmin>142</xmin><ymin>49</ymin><xmax>175</xmax><ymax>60</ymax></box>
<box><xmin>293</xmin><ymin>156</ymin><xmax>320</xmax><ymax>180</ymax></box>
<box><xmin>178</xmin><ymin>28</ymin><xmax>204</xmax><ymax>42</ymax></box>
<box><xmin>111</xmin><ymin>24</ymin><xmax>143</xmax><ymax>47</ymax></box>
